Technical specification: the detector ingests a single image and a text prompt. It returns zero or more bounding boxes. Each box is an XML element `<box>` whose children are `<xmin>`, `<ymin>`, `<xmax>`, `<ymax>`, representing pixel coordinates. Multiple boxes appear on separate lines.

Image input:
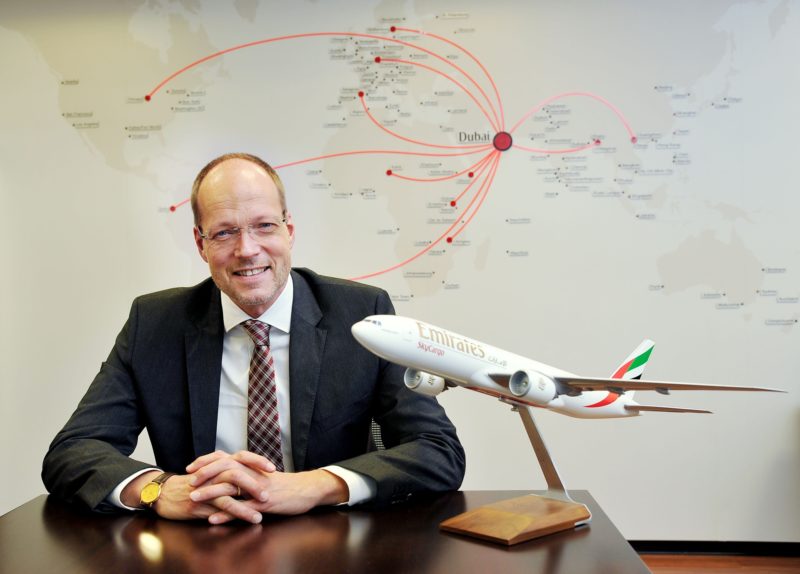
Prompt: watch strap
<box><xmin>152</xmin><ymin>471</ymin><xmax>176</xmax><ymax>486</ymax></box>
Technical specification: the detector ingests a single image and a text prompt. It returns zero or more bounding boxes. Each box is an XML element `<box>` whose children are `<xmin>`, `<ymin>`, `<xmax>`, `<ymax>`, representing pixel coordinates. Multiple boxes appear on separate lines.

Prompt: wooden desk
<box><xmin>0</xmin><ymin>491</ymin><xmax>649</xmax><ymax>573</ymax></box>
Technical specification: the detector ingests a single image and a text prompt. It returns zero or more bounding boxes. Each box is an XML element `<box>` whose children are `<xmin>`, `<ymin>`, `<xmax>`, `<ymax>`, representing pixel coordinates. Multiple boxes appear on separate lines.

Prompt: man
<box><xmin>42</xmin><ymin>153</ymin><xmax>465</xmax><ymax>525</ymax></box>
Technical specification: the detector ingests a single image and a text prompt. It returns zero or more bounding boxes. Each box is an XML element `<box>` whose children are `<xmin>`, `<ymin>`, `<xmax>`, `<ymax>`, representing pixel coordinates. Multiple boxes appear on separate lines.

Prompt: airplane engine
<box><xmin>508</xmin><ymin>369</ymin><xmax>557</xmax><ymax>405</ymax></box>
<box><xmin>403</xmin><ymin>368</ymin><xmax>446</xmax><ymax>396</ymax></box>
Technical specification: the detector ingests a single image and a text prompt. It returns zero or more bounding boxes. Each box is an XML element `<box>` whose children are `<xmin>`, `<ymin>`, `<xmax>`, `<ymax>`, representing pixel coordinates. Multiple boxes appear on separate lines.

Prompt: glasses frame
<box><xmin>197</xmin><ymin>215</ymin><xmax>288</xmax><ymax>246</ymax></box>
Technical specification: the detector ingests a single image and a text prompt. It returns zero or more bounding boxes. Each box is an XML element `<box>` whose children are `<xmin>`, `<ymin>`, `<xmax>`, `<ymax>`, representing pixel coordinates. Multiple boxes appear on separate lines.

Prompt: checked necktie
<box><xmin>241</xmin><ymin>320</ymin><xmax>284</xmax><ymax>471</ymax></box>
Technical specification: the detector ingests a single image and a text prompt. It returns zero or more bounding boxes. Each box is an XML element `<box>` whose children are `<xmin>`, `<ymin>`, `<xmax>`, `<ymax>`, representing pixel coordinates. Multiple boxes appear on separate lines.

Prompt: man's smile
<box><xmin>234</xmin><ymin>266</ymin><xmax>270</xmax><ymax>277</ymax></box>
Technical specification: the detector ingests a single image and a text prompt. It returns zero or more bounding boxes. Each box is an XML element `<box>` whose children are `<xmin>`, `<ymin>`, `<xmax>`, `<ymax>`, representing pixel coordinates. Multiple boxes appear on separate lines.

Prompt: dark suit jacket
<box><xmin>42</xmin><ymin>268</ymin><xmax>465</xmax><ymax>510</ymax></box>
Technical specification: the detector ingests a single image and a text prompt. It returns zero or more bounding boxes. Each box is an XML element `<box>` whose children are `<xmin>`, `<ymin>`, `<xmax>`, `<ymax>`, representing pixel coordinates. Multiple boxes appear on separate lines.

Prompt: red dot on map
<box><xmin>493</xmin><ymin>131</ymin><xmax>513</xmax><ymax>151</ymax></box>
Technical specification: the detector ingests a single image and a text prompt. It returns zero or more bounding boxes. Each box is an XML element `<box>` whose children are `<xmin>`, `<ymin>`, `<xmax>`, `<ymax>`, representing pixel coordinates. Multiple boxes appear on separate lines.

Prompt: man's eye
<box><xmin>254</xmin><ymin>222</ymin><xmax>276</xmax><ymax>233</ymax></box>
<box><xmin>213</xmin><ymin>228</ymin><xmax>238</xmax><ymax>240</ymax></box>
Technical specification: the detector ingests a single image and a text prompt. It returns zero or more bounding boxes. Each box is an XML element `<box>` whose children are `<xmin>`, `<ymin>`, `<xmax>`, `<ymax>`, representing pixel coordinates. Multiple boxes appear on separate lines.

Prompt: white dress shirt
<box><xmin>109</xmin><ymin>275</ymin><xmax>375</xmax><ymax>508</ymax></box>
<box><xmin>216</xmin><ymin>275</ymin><xmax>295</xmax><ymax>465</ymax></box>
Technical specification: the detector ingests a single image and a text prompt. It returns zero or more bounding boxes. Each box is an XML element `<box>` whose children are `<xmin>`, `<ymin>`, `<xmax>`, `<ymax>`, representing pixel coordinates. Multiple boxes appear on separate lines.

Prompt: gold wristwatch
<box><xmin>140</xmin><ymin>472</ymin><xmax>176</xmax><ymax>509</ymax></box>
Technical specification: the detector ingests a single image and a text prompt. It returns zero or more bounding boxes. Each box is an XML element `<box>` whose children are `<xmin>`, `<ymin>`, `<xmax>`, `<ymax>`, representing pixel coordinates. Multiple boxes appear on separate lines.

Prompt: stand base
<box><xmin>439</xmin><ymin>493</ymin><xmax>592</xmax><ymax>546</ymax></box>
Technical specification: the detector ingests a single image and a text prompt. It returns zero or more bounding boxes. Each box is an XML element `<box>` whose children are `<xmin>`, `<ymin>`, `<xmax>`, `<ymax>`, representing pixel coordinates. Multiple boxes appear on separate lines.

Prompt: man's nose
<box><xmin>234</xmin><ymin>228</ymin><xmax>260</xmax><ymax>257</ymax></box>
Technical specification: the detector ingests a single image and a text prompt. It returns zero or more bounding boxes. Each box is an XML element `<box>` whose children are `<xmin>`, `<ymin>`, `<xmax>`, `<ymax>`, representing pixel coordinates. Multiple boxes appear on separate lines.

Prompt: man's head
<box><xmin>192</xmin><ymin>153</ymin><xmax>295</xmax><ymax>318</ymax></box>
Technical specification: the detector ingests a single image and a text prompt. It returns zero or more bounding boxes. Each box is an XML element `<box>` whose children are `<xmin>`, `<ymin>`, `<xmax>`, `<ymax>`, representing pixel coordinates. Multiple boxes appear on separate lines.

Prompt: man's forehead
<box><xmin>200</xmin><ymin>162</ymin><xmax>279</xmax><ymax>203</ymax></box>
<box><xmin>200</xmin><ymin>193</ymin><xmax>282</xmax><ymax>226</ymax></box>
<box><xmin>204</xmin><ymin>158</ymin><xmax>272</xmax><ymax>188</ymax></box>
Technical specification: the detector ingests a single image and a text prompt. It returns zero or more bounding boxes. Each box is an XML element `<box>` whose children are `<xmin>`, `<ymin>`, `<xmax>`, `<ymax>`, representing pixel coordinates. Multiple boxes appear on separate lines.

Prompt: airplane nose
<box><xmin>351</xmin><ymin>320</ymin><xmax>369</xmax><ymax>345</ymax></box>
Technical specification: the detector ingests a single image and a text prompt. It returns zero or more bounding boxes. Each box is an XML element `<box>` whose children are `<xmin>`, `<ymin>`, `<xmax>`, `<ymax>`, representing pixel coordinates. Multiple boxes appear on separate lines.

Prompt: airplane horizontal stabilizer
<box><xmin>625</xmin><ymin>405</ymin><xmax>712</xmax><ymax>414</ymax></box>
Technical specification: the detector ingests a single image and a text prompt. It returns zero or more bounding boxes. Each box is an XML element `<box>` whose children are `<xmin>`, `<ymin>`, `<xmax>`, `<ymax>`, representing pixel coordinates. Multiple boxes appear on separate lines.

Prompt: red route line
<box><xmin>446</xmin><ymin>153</ymin><xmax>500</xmax><ymax>242</ymax></box>
<box><xmin>359</xmin><ymin>92</ymin><xmax>489</xmax><ymax>150</ymax></box>
<box><xmin>348</xmin><ymin>151</ymin><xmax>500</xmax><ymax>282</ymax></box>
<box><xmin>450</xmin><ymin>154</ymin><xmax>501</xmax><ymax>241</ymax></box>
<box><xmin>168</xmin><ymin>147</ymin><xmax>489</xmax><ymax>211</ymax></box>
<box><xmin>389</xmin><ymin>149</ymin><xmax>494</xmax><ymax>183</ymax></box>
<box><xmin>152</xmin><ymin>30</ymin><xmax>636</xmax><ymax>280</ymax></box>
<box><xmin>395</xmin><ymin>26</ymin><xmax>505</xmax><ymax>130</ymax></box>
<box><xmin>170</xmin><ymin>197</ymin><xmax>190</xmax><ymax>212</ymax></box>
<box><xmin>508</xmin><ymin>91</ymin><xmax>637</xmax><ymax>142</ymax></box>
<box><xmin>274</xmin><ymin>147</ymin><xmax>489</xmax><ymax>170</ymax></box>
<box><xmin>451</xmin><ymin>152</ymin><xmax>497</xmax><ymax>205</ymax></box>
<box><xmin>513</xmin><ymin>140</ymin><xmax>601</xmax><ymax>154</ymax></box>
<box><xmin>146</xmin><ymin>30</ymin><xmax>501</xmax><ymax>114</ymax></box>
<box><xmin>378</xmin><ymin>56</ymin><xmax>498</xmax><ymax>132</ymax></box>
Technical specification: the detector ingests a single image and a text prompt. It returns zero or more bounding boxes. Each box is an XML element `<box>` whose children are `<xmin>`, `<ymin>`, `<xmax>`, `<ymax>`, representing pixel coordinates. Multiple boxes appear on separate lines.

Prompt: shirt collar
<box><xmin>220</xmin><ymin>274</ymin><xmax>294</xmax><ymax>334</ymax></box>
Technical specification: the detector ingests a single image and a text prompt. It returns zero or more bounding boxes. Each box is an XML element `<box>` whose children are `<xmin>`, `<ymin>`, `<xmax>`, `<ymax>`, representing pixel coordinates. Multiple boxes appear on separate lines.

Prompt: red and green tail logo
<box><xmin>586</xmin><ymin>340</ymin><xmax>654</xmax><ymax>408</ymax></box>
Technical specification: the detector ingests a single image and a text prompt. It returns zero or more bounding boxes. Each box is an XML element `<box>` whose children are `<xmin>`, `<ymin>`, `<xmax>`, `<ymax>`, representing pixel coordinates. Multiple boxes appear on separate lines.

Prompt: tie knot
<box><xmin>242</xmin><ymin>320</ymin><xmax>271</xmax><ymax>347</ymax></box>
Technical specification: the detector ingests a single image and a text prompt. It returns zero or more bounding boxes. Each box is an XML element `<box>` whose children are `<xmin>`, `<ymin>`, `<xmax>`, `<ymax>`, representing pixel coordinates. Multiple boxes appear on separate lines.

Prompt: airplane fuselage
<box><xmin>352</xmin><ymin>315</ymin><xmax>638</xmax><ymax>419</ymax></box>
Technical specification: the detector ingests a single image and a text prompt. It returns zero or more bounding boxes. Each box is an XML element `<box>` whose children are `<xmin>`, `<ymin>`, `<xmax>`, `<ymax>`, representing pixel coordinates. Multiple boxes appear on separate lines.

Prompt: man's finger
<box><xmin>228</xmin><ymin>471</ymin><xmax>270</xmax><ymax>502</ymax></box>
<box><xmin>187</xmin><ymin>451</ymin><xmax>276</xmax><ymax>483</ymax></box>
<box><xmin>206</xmin><ymin>498</ymin><xmax>268</xmax><ymax>525</ymax></box>
<box><xmin>186</xmin><ymin>450</ymin><xmax>229</xmax><ymax>473</ymax></box>
<box><xmin>189</xmin><ymin>482</ymin><xmax>240</xmax><ymax>502</ymax></box>
<box><xmin>207</xmin><ymin>496</ymin><xmax>262</xmax><ymax>525</ymax></box>
<box><xmin>231</xmin><ymin>450</ymin><xmax>277</xmax><ymax>473</ymax></box>
<box><xmin>188</xmin><ymin>457</ymin><xmax>243</xmax><ymax>486</ymax></box>
<box><xmin>207</xmin><ymin>511</ymin><xmax>235</xmax><ymax>525</ymax></box>
<box><xmin>189</xmin><ymin>461</ymin><xmax>270</xmax><ymax>499</ymax></box>
<box><xmin>191</xmin><ymin>477</ymin><xmax>270</xmax><ymax>504</ymax></box>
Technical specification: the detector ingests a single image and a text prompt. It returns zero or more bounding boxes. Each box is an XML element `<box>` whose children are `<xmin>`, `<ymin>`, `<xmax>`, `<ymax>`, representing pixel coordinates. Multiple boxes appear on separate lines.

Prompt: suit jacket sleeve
<box><xmin>41</xmin><ymin>282</ymin><xmax>220</xmax><ymax>511</ymax></box>
<box><xmin>41</xmin><ymin>298</ymin><xmax>157</xmax><ymax>511</ymax></box>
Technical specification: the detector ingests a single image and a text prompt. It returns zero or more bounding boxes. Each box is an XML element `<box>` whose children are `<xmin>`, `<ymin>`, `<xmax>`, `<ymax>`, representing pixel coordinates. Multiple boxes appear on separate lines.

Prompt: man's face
<box><xmin>193</xmin><ymin>158</ymin><xmax>295</xmax><ymax>317</ymax></box>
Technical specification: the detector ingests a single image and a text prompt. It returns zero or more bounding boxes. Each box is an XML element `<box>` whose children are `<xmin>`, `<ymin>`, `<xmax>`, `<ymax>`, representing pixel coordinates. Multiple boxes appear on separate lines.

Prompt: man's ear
<box><xmin>285</xmin><ymin>211</ymin><xmax>296</xmax><ymax>248</ymax></box>
<box><xmin>193</xmin><ymin>227</ymin><xmax>209</xmax><ymax>262</ymax></box>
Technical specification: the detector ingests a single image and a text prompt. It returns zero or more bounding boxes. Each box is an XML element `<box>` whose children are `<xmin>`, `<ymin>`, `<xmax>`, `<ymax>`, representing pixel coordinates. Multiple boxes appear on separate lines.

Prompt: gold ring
<box><xmin>236</xmin><ymin>485</ymin><xmax>241</xmax><ymax>498</ymax></box>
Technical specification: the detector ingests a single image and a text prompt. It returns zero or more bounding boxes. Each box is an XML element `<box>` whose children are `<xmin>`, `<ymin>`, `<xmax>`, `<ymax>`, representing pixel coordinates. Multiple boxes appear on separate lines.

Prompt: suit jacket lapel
<box><xmin>185</xmin><ymin>280</ymin><xmax>224</xmax><ymax>459</ymax></box>
<box><xmin>288</xmin><ymin>270</ymin><xmax>326</xmax><ymax>470</ymax></box>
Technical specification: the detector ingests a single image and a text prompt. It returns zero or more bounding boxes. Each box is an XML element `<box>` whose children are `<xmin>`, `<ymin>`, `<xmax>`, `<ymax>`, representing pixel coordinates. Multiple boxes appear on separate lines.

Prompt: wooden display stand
<box><xmin>440</xmin><ymin>493</ymin><xmax>591</xmax><ymax>545</ymax></box>
<box><xmin>440</xmin><ymin>405</ymin><xmax>592</xmax><ymax>545</ymax></box>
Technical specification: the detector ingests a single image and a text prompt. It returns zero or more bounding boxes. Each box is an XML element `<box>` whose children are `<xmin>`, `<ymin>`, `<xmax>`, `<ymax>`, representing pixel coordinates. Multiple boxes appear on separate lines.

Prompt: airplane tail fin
<box><xmin>610</xmin><ymin>339</ymin><xmax>655</xmax><ymax>399</ymax></box>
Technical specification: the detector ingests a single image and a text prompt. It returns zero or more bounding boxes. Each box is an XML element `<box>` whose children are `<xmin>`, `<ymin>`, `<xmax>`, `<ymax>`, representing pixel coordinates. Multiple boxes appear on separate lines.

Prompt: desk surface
<box><xmin>0</xmin><ymin>491</ymin><xmax>649</xmax><ymax>574</ymax></box>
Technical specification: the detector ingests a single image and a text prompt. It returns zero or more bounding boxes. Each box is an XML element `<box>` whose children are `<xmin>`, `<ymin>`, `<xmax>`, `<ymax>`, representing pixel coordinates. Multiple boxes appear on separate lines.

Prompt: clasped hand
<box><xmin>153</xmin><ymin>450</ymin><xmax>347</xmax><ymax>524</ymax></box>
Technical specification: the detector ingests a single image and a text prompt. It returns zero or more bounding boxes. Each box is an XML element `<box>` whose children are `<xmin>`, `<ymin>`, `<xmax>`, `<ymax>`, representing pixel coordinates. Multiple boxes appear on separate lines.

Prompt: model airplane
<box><xmin>352</xmin><ymin>315</ymin><xmax>783</xmax><ymax>418</ymax></box>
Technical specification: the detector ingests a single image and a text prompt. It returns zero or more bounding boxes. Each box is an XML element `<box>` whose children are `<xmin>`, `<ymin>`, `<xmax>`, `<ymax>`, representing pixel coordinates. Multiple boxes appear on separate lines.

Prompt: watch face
<box><xmin>141</xmin><ymin>482</ymin><xmax>161</xmax><ymax>505</ymax></box>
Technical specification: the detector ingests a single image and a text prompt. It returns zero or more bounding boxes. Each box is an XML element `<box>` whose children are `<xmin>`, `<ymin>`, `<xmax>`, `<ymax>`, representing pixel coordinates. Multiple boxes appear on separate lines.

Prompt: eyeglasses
<box><xmin>197</xmin><ymin>217</ymin><xmax>287</xmax><ymax>246</ymax></box>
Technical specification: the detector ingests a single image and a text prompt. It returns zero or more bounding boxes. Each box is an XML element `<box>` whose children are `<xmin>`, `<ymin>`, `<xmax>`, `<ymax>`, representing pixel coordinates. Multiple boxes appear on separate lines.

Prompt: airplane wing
<box><xmin>474</xmin><ymin>384</ymin><xmax>716</xmax><ymax>414</ymax></box>
<box><xmin>463</xmin><ymin>384</ymin><xmax>545</xmax><ymax>409</ymax></box>
<box><xmin>625</xmin><ymin>405</ymin><xmax>712</xmax><ymax>414</ymax></box>
<box><xmin>552</xmin><ymin>376</ymin><xmax>785</xmax><ymax>395</ymax></box>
